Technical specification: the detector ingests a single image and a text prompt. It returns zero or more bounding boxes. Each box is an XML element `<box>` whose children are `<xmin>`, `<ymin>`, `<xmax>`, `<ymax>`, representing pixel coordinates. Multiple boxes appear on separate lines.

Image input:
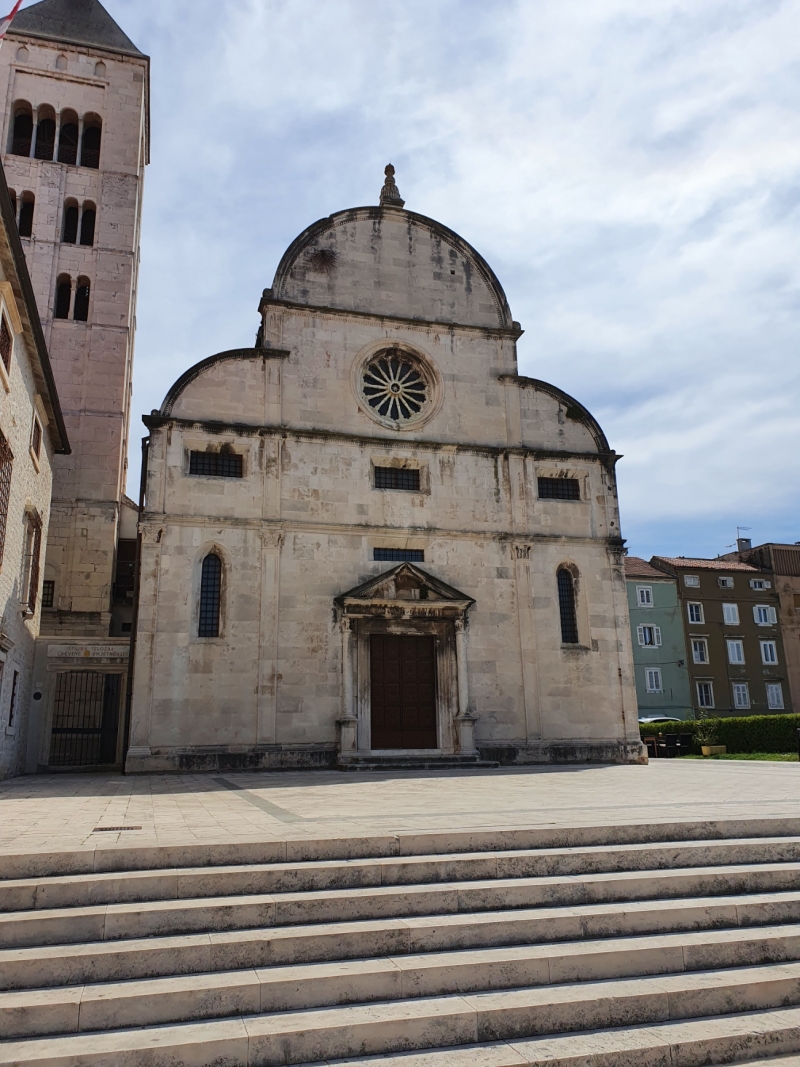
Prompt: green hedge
<box><xmin>640</xmin><ymin>714</ymin><xmax>800</xmax><ymax>754</ymax></box>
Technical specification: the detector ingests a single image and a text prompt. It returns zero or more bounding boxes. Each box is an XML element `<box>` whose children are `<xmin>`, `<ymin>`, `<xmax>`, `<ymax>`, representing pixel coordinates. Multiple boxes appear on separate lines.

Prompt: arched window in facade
<box><xmin>198</xmin><ymin>552</ymin><xmax>222</xmax><ymax>637</ymax></box>
<box><xmin>81</xmin><ymin>119</ymin><xmax>102</xmax><ymax>169</ymax></box>
<box><xmin>94</xmin><ymin>61</ymin><xmax>106</xmax><ymax>77</ymax></box>
<box><xmin>11</xmin><ymin>105</ymin><xmax>33</xmax><ymax>156</ymax></box>
<box><xmin>57</xmin><ymin>110</ymin><xmax>79</xmax><ymax>165</ymax></box>
<box><xmin>73</xmin><ymin>277</ymin><xmax>90</xmax><ymax>322</ymax></box>
<box><xmin>18</xmin><ymin>194</ymin><xmax>34</xmax><ymax>238</ymax></box>
<box><xmin>54</xmin><ymin>276</ymin><xmax>71</xmax><ymax>319</ymax></box>
<box><xmin>62</xmin><ymin>200</ymin><xmax>79</xmax><ymax>243</ymax></box>
<box><xmin>80</xmin><ymin>203</ymin><xmax>96</xmax><ymax>246</ymax></box>
<box><xmin>34</xmin><ymin>111</ymin><xmax>56</xmax><ymax>160</ymax></box>
<box><xmin>557</xmin><ymin>567</ymin><xmax>579</xmax><ymax>645</ymax></box>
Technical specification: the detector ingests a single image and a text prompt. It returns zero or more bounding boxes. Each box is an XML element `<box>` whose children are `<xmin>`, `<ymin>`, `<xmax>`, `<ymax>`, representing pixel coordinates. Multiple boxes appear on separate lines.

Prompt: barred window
<box><xmin>42</xmin><ymin>580</ymin><xmax>54</xmax><ymax>608</ymax></box>
<box><xmin>0</xmin><ymin>433</ymin><xmax>13</xmax><ymax>567</ymax></box>
<box><xmin>539</xmin><ymin>477</ymin><xmax>580</xmax><ymax>501</ymax></box>
<box><xmin>31</xmin><ymin>416</ymin><xmax>42</xmax><ymax>461</ymax></box>
<box><xmin>557</xmin><ymin>568</ymin><xmax>579</xmax><ymax>644</ymax></box>
<box><xmin>198</xmin><ymin>553</ymin><xmax>222</xmax><ymax>637</ymax></box>
<box><xmin>189</xmin><ymin>450</ymin><xmax>243</xmax><ymax>478</ymax></box>
<box><xmin>374</xmin><ymin>548</ymin><xmax>424</xmax><ymax>562</ymax></box>
<box><xmin>0</xmin><ymin>316</ymin><xmax>11</xmax><ymax>372</ymax></box>
<box><xmin>374</xmin><ymin>466</ymin><xmax>420</xmax><ymax>491</ymax></box>
<box><xmin>7</xmin><ymin>670</ymin><xmax>18</xmax><ymax>727</ymax></box>
<box><xmin>23</xmin><ymin>512</ymin><xmax>42</xmax><ymax>612</ymax></box>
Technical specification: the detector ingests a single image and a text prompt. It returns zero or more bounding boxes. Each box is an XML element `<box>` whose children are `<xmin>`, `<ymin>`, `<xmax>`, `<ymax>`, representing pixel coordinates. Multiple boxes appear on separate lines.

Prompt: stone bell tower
<box><xmin>0</xmin><ymin>0</ymin><xmax>148</xmax><ymax>640</ymax></box>
<box><xmin>0</xmin><ymin>0</ymin><xmax>148</xmax><ymax>770</ymax></box>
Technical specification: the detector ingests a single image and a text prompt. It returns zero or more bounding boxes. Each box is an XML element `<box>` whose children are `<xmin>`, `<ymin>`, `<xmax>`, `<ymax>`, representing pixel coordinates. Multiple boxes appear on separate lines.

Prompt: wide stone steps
<box><xmin>7</xmin><ymin>889</ymin><xmax>800</xmax><ymax>991</ymax></box>
<box><xmin>3</xmin><ymin>863</ymin><xmax>800</xmax><ymax>949</ymax></box>
<box><xmin>4</xmin><ymin>818</ymin><xmax>800</xmax><ymax>1065</ymax></box>
<box><xmin>4</xmin><ymin>836</ymin><xmax>800</xmax><ymax>911</ymax></box>
<box><xmin>5</xmin><ymin>927</ymin><xmax>800</xmax><ymax>1039</ymax></box>
<box><xmin>4</xmin><ymin>982</ymin><xmax>800</xmax><ymax>1065</ymax></box>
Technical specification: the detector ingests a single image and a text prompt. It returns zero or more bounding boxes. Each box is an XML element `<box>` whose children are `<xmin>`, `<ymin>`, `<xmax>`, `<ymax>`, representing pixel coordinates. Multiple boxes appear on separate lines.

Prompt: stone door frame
<box><xmin>335</xmin><ymin>563</ymin><xmax>476</xmax><ymax>760</ymax></box>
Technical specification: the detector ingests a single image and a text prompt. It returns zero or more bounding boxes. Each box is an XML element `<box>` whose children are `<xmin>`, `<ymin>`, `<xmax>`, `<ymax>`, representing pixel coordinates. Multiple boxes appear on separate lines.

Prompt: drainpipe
<box><xmin>121</xmin><ymin>434</ymin><xmax>149</xmax><ymax>773</ymax></box>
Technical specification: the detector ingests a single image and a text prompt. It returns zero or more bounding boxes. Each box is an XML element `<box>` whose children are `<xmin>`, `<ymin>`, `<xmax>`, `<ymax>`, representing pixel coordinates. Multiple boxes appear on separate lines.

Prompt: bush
<box><xmin>640</xmin><ymin>714</ymin><xmax>800</xmax><ymax>754</ymax></box>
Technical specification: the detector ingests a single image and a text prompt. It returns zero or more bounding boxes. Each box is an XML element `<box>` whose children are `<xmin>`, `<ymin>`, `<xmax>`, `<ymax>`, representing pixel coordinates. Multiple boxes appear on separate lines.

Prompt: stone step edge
<box><xmin>4</xmin><ymin>863</ymin><xmax>800</xmax><ymax>953</ymax></box>
<box><xmin>3</xmin><ymin>989</ymin><xmax>800</xmax><ymax>1066</ymax></box>
<box><xmin>4</xmin><ymin>900</ymin><xmax>800</xmax><ymax>994</ymax></box>
<box><xmin>5</xmin><ymin>941</ymin><xmax>800</xmax><ymax>1040</ymax></box>
<box><xmin>6</xmin><ymin>837</ymin><xmax>800</xmax><ymax>914</ymax></box>
<box><xmin>3</xmin><ymin>816</ymin><xmax>800</xmax><ymax>881</ymax></box>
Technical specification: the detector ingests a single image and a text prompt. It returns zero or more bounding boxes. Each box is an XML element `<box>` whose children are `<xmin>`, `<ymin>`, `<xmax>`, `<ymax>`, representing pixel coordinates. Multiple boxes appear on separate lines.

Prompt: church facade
<box><xmin>127</xmin><ymin>170</ymin><xmax>646</xmax><ymax>771</ymax></box>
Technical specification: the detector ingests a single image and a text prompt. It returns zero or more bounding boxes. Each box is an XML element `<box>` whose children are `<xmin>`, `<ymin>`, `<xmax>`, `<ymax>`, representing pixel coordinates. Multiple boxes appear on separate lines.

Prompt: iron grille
<box><xmin>374</xmin><ymin>548</ymin><xmax>424</xmax><ymax>562</ymax></box>
<box><xmin>48</xmin><ymin>672</ymin><xmax>121</xmax><ymax>767</ymax></box>
<box><xmin>42</xmin><ymin>580</ymin><xmax>55</xmax><ymax>608</ymax></box>
<box><xmin>189</xmin><ymin>450</ymin><xmax>243</xmax><ymax>478</ymax></box>
<box><xmin>199</xmin><ymin>553</ymin><xmax>222</xmax><ymax>637</ymax></box>
<box><xmin>27</xmin><ymin>514</ymin><xmax>42</xmax><ymax>613</ymax></box>
<box><xmin>0</xmin><ymin>433</ymin><xmax>13</xmax><ymax>567</ymax></box>
<box><xmin>374</xmin><ymin>466</ymin><xmax>420</xmax><ymax>491</ymax></box>
<box><xmin>557</xmin><ymin>568</ymin><xmax>579</xmax><ymax>644</ymax></box>
<box><xmin>0</xmin><ymin>316</ymin><xmax>11</xmax><ymax>372</ymax></box>
<box><xmin>539</xmin><ymin>477</ymin><xmax>580</xmax><ymax>501</ymax></box>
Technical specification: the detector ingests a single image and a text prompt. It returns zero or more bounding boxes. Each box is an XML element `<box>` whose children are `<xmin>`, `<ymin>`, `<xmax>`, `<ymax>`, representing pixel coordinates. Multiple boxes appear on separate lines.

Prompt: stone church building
<box><xmin>127</xmin><ymin>168</ymin><xmax>645</xmax><ymax>771</ymax></box>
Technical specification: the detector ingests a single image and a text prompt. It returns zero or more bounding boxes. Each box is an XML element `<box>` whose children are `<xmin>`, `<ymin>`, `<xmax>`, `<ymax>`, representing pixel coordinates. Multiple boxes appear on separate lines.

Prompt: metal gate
<box><xmin>48</xmin><ymin>672</ymin><xmax>122</xmax><ymax>767</ymax></box>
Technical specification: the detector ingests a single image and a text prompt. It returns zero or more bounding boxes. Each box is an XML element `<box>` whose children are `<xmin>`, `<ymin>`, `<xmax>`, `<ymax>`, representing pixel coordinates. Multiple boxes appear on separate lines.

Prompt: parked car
<box><xmin>638</xmin><ymin>715</ymin><xmax>685</xmax><ymax>725</ymax></box>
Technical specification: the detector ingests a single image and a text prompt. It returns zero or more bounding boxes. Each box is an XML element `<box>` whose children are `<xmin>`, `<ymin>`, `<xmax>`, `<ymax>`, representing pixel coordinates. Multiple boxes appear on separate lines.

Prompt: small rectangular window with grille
<box><xmin>0</xmin><ymin>316</ymin><xmax>12</xmax><ymax>373</ymax></box>
<box><xmin>189</xmin><ymin>450</ymin><xmax>243</xmax><ymax>478</ymax></box>
<box><xmin>42</xmin><ymin>580</ymin><xmax>54</xmax><ymax>608</ymax></box>
<box><xmin>538</xmin><ymin>477</ymin><xmax>580</xmax><ymax>500</ymax></box>
<box><xmin>374</xmin><ymin>548</ymin><xmax>424</xmax><ymax>562</ymax></box>
<box><xmin>31</xmin><ymin>416</ymin><xmax>42</xmax><ymax>461</ymax></box>
<box><xmin>374</xmin><ymin>466</ymin><xmax>420</xmax><ymax>491</ymax></box>
<box><xmin>0</xmin><ymin>432</ymin><xmax>12</xmax><ymax>567</ymax></box>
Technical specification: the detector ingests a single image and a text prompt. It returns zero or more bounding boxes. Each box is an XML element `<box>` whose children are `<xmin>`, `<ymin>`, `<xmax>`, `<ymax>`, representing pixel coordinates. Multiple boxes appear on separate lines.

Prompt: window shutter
<box><xmin>654</xmin><ymin>627</ymin><xmax>662</xmax><ymax>647</ymax></box>
<box><xmin>637</xmin><ymin>625</ymin><xmax>644</xmax><ymax>645</ymax></box>
<box><xmin>768</xmin><ymin>606</ymin><xmax>777</xmax><ymax>624</ymax></box>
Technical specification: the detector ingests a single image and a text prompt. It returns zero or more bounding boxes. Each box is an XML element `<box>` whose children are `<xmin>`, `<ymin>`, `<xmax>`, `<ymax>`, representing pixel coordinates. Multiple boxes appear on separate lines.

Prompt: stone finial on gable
<box><xmin>379</xmin><ymin>164</ymin><xmax>405</xmax><ymax>208</ymax></box>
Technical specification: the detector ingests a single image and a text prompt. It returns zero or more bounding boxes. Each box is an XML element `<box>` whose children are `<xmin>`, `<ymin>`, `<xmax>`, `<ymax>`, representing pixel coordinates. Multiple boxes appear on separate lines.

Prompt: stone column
<box><xmin>29</xmin><ymin>107</ymin><xmax>38</xmax><ymax>158</ymax></box>
<box><xmin>337</xmin><ymin>617</ymin><xmax>358</xmax><ymax>757</ymax></box>
<box><xmin>454</xmin><ymin>618</ymin><xmax>477</xmax><ymax>754</ymax></box>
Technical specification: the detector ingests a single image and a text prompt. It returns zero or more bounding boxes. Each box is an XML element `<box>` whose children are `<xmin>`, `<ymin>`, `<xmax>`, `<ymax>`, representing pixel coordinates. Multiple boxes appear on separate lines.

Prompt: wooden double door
<box><xmin>370</xmin><ymin>634</ymin><xmax>437</xmax><ymax>749</ymax></box>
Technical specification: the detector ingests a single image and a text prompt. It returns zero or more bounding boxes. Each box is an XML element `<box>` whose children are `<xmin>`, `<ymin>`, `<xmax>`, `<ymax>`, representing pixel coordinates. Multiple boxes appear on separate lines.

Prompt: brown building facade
<box><xmin>650</xmin><ymin>556</ymin><xmax>791</xmax><ymax>718</ymax></box>
<box><xmin>732</xmin><ymin>543</ymin><xmax>800</xmax><ymax>717</ymax></box>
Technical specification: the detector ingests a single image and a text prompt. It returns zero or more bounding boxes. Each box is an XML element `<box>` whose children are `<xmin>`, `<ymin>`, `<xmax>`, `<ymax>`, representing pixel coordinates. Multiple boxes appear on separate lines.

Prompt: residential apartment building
<box><xmin>0</xmin><ymin>159</ymin><xmax>70</xmax><ymax>779</ymax></box>
<box><xmin>650</xmin><ymin>556</ymin><xmax>791</xmax><ymax>718</ymax></box>
<box><xmin>0</xmin><ymin>0</ymin><xmax>148</xmax><ymax>771</ymax></box>
<box><xmin>727</xmin><ymin>541</ymin><xmax>800</xmax><ymax>716</ymax></box>
<box><xmin>624</xmin><ymin>557</ymin><xmax>692</xmax><ymax>720</ymax></box>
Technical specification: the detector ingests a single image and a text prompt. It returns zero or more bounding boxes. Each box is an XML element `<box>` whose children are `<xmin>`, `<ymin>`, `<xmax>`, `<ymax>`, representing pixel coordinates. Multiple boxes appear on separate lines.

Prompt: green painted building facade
<box><xmin>625</xmin><ymin>557</ymin><xmax>693</xmax><ymax>720</ymax></box>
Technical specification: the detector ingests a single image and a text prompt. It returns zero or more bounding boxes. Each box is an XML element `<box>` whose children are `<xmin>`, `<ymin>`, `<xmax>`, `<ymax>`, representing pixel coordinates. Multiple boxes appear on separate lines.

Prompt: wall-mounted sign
<box><xmin>47</xmin><ymin>645</ymin><xmax>129</xmax><ymax>660</ymax></box>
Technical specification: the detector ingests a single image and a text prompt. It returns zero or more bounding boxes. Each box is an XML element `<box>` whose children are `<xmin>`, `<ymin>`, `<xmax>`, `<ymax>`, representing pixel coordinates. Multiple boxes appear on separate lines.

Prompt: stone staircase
<box><xmin>3</xmin><ymin>818</ymin><xmax>800</xmax><ymax>1064</ymax></box>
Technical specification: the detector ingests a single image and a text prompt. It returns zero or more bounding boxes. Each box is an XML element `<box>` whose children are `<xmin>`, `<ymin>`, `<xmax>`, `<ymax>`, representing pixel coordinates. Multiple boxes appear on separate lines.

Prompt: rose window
<box><xmin>362</xmin><ymin>351</ymin><xmax>429</xmax><ymax>423</ymax></box>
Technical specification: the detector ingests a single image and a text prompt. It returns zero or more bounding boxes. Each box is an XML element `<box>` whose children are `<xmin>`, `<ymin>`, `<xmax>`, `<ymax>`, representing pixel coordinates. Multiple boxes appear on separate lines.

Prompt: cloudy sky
<box><xmin>104</xmin><ymin>0</ymin><xmax>799</xmax><ymax>559</ymax></box>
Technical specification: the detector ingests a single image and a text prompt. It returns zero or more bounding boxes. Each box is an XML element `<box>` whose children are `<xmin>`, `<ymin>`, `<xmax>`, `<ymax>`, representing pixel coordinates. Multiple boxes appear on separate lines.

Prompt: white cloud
<box><xmin>109</xmin><ymin>0</ymin><xmax>800</xmax><ymax>555</ymax></box>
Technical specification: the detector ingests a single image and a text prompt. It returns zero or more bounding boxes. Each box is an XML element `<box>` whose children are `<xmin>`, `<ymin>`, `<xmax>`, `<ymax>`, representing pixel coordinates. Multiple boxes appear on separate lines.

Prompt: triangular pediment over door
<box><xmin>335</xmin><ymin>563</ymin><xmax>474</xmax><ymax>619</ymax></box>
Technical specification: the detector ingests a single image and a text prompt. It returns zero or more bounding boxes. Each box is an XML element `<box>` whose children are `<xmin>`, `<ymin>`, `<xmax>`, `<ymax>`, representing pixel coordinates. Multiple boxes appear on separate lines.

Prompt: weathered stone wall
<box><xmin>0</xmin><ymin>280</ymin><xmax>55</xmax><ymax>780</ymax></box>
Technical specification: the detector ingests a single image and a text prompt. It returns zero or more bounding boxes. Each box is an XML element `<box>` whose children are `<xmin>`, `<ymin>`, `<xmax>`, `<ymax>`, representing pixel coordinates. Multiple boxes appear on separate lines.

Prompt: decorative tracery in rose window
<box><xmin>362</xmin><ymin>351</ymin><xmax>428</xmax><ymax>423</ymax></box>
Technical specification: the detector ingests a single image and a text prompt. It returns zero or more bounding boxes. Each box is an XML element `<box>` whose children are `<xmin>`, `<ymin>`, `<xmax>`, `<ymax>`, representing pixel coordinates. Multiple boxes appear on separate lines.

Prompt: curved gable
<box><xmin>161</xmin><ymin>348</ymin><xmax>286</xmax><ymax>425</ymax></box>
<box><xmin>272</xmin><ymin>207</ymin><xmax>513</xmax><ymax>330</ymax></box>
<box><xmin>505</xmin><ymin>376</ymin><xmax>610</xmax><ymax>455</ymax></box>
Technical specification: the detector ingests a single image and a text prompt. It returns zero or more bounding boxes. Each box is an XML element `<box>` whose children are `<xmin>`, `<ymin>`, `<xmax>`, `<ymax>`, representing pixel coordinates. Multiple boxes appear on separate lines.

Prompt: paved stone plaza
<box><xmin>1</xmin><ymin>760</ymin><xmax>798</xmax><ymax>857</ymax></box>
